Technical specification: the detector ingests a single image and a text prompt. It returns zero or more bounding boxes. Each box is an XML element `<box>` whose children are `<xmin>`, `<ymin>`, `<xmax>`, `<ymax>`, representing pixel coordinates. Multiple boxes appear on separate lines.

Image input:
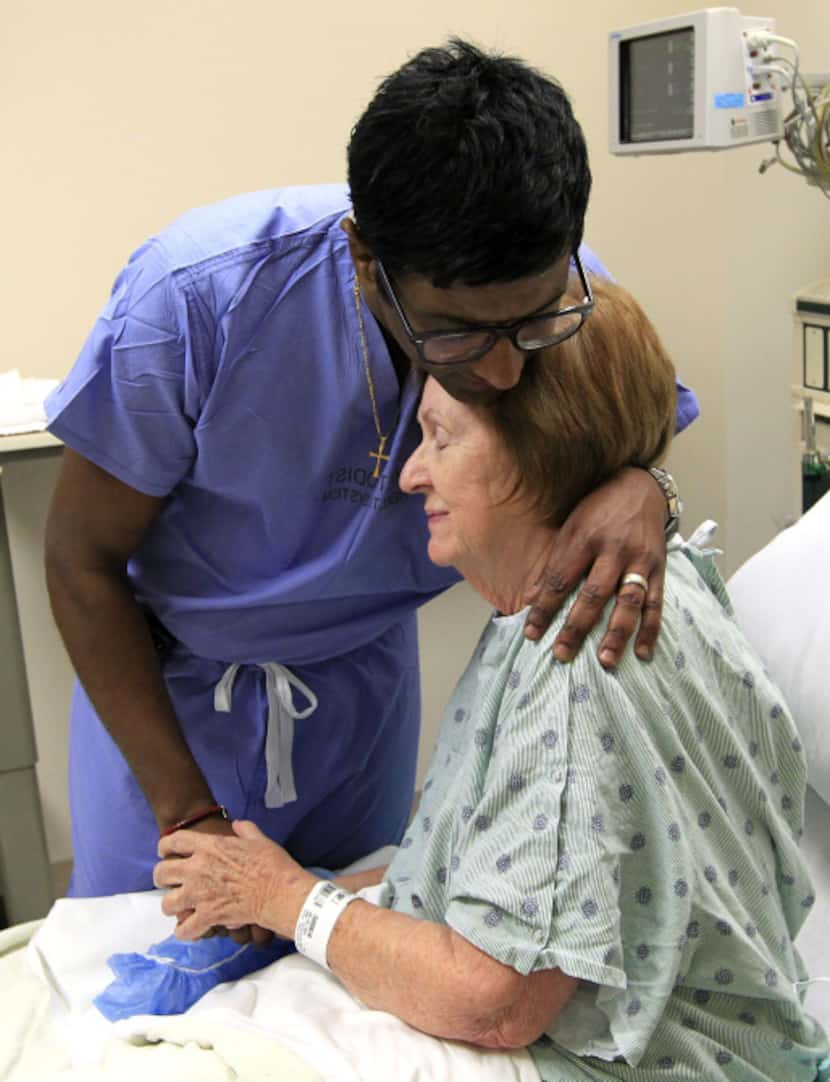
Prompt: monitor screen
<box><xmin>620</xmin><ymin>27</ymin><xmax>695</xmax><ymax>143</ymax></box>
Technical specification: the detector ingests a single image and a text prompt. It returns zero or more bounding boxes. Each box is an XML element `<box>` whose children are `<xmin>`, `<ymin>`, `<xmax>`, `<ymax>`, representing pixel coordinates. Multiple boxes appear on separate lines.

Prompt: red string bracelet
<box><xmin>160</xmin><ymin>803</ymin><xmax>229</xmax><ymax>838</ymax></box>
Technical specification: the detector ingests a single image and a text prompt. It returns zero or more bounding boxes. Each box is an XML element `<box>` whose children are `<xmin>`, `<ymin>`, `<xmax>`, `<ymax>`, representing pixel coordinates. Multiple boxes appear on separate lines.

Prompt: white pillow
<box><xmin>728</xmin><ymin>492</ymin><xmax>830</xmax><ymax>806</ymax></box>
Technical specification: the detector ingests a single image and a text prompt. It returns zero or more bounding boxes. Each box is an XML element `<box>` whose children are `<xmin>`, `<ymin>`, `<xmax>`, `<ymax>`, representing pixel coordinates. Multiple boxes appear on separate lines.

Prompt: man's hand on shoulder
<box><xmin>523</xmin><ymin>466</ymin><xmax>671</xmax><ymax>668</ymax></box>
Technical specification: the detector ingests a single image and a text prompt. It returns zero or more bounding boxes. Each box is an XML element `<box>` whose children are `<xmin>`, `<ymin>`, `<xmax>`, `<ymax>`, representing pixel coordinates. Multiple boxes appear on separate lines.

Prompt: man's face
<box><xmin>372</xmin><ymin>253</ymin><xmax>573</xmax><ymax>404</ymax></box>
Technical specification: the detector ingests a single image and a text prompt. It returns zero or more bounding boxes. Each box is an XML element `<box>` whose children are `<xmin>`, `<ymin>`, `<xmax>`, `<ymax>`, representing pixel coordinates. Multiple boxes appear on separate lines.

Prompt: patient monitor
<box><xmin>609</xmin><ymin>8</ymin><xmax>784</xmax><ymax>155</ymax></box>
<box><xmin>609</xmin><ymin>8</ymin><xmax>830</xmax><ymax>197</ymax></box>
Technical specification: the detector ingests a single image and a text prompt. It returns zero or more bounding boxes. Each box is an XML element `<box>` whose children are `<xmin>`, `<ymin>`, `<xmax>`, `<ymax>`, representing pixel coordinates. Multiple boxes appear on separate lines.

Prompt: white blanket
<box><xmin>2</xmin><ymin>891</ymin><xmax>539</xmax><ymax>1082</ymax></box>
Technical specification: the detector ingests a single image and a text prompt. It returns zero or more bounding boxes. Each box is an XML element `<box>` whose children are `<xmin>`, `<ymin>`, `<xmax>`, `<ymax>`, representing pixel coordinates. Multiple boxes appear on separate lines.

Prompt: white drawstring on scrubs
<box><xmin>214</xmin><ymin>663</ymin><xmax>318</xmax><ymax>808</ymax></box>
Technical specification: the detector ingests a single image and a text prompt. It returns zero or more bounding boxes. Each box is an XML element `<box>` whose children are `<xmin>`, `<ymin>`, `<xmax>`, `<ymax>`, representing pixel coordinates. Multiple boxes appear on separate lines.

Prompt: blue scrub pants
<box><xmin>67</xmin><ymin>618</ymin><xmax>421</xmax><ymax>896</ymax></box>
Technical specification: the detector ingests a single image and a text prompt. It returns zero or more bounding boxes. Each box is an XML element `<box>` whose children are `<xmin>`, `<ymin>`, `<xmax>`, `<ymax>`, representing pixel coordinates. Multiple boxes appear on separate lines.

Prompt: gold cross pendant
<box><xmin>369</xmin><ymin>434</ymin><xmax>390</xmax><ymax>479</ymax></box>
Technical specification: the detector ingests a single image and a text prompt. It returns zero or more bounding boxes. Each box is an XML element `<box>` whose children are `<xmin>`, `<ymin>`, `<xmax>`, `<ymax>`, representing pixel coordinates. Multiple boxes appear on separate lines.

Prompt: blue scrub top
<box><xmin>46</xmin><ymin>184</ymin><xmax>699</xmax><ymax>667</ymax></box>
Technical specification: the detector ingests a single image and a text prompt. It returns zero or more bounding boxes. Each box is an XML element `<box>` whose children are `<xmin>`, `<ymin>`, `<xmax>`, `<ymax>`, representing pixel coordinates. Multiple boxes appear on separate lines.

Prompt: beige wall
<box><xmin>4</xmin><ymin>1</ymin><xmax>830</xmax><ymax>866</ymax></box>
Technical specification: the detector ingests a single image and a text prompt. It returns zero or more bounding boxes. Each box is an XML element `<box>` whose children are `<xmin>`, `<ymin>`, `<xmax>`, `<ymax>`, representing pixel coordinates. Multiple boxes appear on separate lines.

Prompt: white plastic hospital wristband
<box><xmin>294</xmin><ymin>880</ymin><xmax>357</xmax><ymax>970</ymax></box>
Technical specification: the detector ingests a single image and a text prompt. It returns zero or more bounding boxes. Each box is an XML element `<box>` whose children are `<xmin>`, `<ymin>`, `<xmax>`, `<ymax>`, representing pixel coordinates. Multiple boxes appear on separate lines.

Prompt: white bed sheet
<box><xmin>2</xmin><ymin>834</ymin><xmax>827</xmax><ymax>1082</ymax></box>
<box><xmin>1</xmin><ymin>890</ymin><xmax>539</xmax><ymax>1082</ymax></box>
<box><xmin>2</xmin><ymin>797</ymin><xmax>827</xmax><ymax>1079</ymax></box>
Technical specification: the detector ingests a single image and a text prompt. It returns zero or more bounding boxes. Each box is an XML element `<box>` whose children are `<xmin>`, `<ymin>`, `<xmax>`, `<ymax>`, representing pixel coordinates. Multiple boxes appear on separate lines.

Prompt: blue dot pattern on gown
<box><xmin>381</xmin><ymin>541</ymin><xmax>829</xmax><ymax>1080</ymax></box>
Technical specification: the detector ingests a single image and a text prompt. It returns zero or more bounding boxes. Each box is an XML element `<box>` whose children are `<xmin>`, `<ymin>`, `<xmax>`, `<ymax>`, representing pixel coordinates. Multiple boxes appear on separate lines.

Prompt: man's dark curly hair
<box><xmin>347</xmin><ymin>39</ymin><xmax>592</xmax><ymax>288</ymax></box>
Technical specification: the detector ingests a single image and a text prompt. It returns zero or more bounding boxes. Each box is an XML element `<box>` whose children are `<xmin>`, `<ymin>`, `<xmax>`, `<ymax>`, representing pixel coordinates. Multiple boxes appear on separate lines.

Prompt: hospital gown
<box><xmin>384</xmin><ymin>539</ymin><xmax>829</xmax><ymax>1080</ymax></box>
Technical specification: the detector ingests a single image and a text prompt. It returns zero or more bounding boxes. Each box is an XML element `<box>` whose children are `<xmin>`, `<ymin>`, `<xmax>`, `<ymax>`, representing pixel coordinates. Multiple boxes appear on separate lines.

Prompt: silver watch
<box><xmin>647</xmin><ymin>466</ymin><xmax>682</xmax><ymax>538</ymax></box>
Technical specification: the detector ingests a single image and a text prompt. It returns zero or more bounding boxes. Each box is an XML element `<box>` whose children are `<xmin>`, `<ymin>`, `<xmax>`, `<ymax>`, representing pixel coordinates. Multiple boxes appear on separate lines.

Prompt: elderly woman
<box><xmin>155</xmin><ymin>280</ymin><xmax>828</xmax><ymax>1080</ymax></box>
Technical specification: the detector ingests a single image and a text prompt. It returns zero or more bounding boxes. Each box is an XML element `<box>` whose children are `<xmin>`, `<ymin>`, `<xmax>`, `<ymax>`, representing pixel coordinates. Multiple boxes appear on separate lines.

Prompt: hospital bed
<box><xmin>2</xmin><ymin>501</ymin><xmax>830</xmax><ymax>1080</ymax></box>
<box><xmin>0</xmin><ymin>875</ymin><xmax>540</xmax><ymax>1082</ymax></box>
<box><xmin>728</xmin><ymin>491</ymin><xmax>830</xmax><ymax>1031</ymax></box>
<box><xmin>2</xmin><ymin>804</ymin><xmax>828</xmax><ymax>1081</ymax></box>
<box><xmin>798</xmin><ymin>788</ymin><xmax>830</xmax><ymax>1025</ymax></box>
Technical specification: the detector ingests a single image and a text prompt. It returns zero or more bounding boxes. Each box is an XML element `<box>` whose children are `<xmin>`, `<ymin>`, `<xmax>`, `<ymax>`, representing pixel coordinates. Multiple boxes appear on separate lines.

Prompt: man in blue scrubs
<box><xmin>44</xmin><ymin>41</ymin><xmax>697</xmax><ymax>933</ymax></box>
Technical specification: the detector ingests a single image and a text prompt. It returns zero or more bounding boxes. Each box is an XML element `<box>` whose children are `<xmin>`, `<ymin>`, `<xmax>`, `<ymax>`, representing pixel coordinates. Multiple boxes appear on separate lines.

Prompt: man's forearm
<box><xmin>46</xmin><ymin>563</ymin><xmax>214</xmax><ymax>829</ymax></box>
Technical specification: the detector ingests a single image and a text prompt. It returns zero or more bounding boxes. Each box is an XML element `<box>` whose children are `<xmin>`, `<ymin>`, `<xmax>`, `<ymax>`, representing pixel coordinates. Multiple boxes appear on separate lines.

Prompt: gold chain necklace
<box><xmin>353</xmin><ymin>275</ymin><xmax>393</xmax><ymax>479</ymax></box>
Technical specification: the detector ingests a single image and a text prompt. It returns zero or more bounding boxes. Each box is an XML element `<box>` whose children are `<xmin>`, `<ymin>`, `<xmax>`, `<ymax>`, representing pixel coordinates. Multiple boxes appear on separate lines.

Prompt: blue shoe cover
<box><xmin>94</xmin><ymin>932</ymin><xmax>294</xmax><ymax>1020</ymax></box>
<box><xmin>94</xmin><ymin>868</ymin><xmax>333</xmax><ymax>1021</ymax></box>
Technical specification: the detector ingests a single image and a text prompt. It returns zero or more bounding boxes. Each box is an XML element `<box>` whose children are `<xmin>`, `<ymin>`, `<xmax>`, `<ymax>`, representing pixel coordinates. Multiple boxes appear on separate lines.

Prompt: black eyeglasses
<box><xmin>375</xmin><ymin>251</ymin><xmax>594</xmax><ymax>367</ymax></box>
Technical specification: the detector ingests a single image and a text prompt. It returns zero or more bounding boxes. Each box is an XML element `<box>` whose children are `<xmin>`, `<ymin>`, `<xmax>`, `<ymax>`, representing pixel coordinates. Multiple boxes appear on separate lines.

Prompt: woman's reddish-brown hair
<box><xmin>488</xmin><ymin>276</ymin><xmax>677</xmax><ymax>526</ymax></box>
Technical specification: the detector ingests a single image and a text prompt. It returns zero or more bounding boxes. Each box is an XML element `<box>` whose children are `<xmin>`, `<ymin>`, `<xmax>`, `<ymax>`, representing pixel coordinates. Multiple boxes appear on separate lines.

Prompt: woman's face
<box><xmin>400</xmin><ymin>378</ymin><xmax>523</xmax><ymax>570</ymax></box>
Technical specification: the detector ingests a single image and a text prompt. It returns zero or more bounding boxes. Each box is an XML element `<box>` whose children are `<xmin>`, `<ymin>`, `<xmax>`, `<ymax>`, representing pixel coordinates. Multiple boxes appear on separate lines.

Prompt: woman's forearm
<box><xmin>158</xmin><ymin>830</ymin><xmax>574</xmax><ymax>1047</ymax></box>
<box><xmin>326</xmin><ymin>901</ymin><xmax>509</xmax><ymax>1044</ymax></box>
<box><xmin>324</xmin><ymin>899</ymin><xmax>575</xmax><ymax>1048</ymax></box>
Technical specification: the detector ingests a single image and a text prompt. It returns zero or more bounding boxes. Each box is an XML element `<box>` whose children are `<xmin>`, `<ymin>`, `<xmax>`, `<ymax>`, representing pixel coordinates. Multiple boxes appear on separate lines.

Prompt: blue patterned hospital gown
<box><xmin>383</xmin><ymin>540</ymin><xmax>830</xmax><ymax>1080</ymax></box>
